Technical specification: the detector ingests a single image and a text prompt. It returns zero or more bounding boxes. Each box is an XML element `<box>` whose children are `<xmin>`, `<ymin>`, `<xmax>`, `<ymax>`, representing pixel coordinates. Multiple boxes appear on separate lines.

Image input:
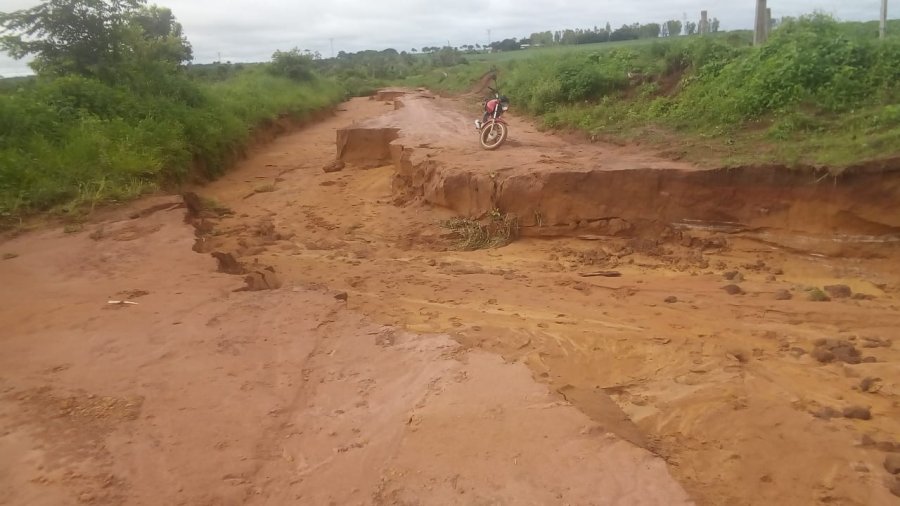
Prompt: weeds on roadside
<box><xmin>442</xmin><ymin>209</ymin><xmax>518</xmax><ymax>250</ymax></box>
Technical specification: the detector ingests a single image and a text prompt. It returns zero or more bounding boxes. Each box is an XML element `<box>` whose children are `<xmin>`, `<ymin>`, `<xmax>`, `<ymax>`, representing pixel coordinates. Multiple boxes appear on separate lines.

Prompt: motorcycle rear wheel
<box><xmin>479</xmin><ymin>122</ymin><xmax>508</xmax><ymax>150</ymax></box>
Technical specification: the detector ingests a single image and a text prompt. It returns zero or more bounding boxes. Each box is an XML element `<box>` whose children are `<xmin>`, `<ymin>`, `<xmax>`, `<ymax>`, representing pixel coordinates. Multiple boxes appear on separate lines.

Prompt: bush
<box><xmin>269</xmin><ymin>48</ymin><xmax>316</xmax><ymax>82</ymax></box>
<box><xmin>675</xmin><ymin>14</ymin><xmax>900</xmax><ymax>122</ymax></box>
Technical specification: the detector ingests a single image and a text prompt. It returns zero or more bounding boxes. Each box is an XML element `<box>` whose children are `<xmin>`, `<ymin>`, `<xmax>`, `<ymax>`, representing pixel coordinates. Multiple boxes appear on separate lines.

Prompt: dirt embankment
<box><xmin>339</xmin><ymin>91</ymin><xmax>900</xmax><ymax>257</ymax></box>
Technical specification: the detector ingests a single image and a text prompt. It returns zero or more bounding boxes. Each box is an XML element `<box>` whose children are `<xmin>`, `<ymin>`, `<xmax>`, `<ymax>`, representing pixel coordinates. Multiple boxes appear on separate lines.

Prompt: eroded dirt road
<box><xmin>2</xmin><ymin>91</ymin><xmax>899</xmax><ymax>506</ymax></box>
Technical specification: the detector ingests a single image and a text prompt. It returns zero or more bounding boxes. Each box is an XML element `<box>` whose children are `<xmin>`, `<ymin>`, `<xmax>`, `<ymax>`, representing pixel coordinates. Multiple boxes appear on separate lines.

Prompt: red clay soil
<box><xmin>2</xmin><ymin>90</ymin><xmax>900</xmax><ymax>506</ymax></box>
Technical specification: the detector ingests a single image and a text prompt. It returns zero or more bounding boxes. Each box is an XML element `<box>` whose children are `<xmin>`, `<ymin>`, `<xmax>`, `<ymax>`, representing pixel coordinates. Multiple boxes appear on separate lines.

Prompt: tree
<box><xmin>430</xmin><ymin>46</ymin><xmax>466</xmax><ymax>66</ymax></box>
<box><xmin>130</xmin><ymin>4</ymin><xmax>190</xmax><ymax>65</ymax></box>
<box><xmin>410</xmin><ymin>48</ymin><xmax>417</xmax><ymax>53</ymax></box>
<box><xmin>665</xmin><ymin>19</ymin><xmax>683</xmax><ymax>37</ymax></box>
<box><xmin>685</xmin><ymin>21</ymin><xmax>697</xmax><ymax>35</ymax></box>
<box><xmin>0</xmin><ymin>0</ymin><xmax>190</xmax><ymax>79</ymax></box>
<box><xmin>639</xmin><ymin>23</ymin><xmax>661</xmax><ymax>39</ymax></box>
<box><xmin>489</xmin><ymin>38</ymin><xmax>520</xmax><ymax>52</ymax></box>
<box><xmin>711</xmin><ymin>18</ymin><xmax>721</xmax><ymax>33</ymax></box>
<box><xmin>609</xmin><ymin>23</ymin><xmax>640</xmax><ymax>42</ymax></box>
<box><xmin>269</xmin><ymin>47</ymin><xmax>315</xmax><ymax>81</ymax></box>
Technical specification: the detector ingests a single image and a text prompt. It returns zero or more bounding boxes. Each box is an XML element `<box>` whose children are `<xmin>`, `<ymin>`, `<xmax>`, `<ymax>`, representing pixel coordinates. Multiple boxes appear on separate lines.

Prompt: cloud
<box><xmin>0</xmin><ymin>0</ymin><xmax>887</xmax><ymax>75</ymax></box>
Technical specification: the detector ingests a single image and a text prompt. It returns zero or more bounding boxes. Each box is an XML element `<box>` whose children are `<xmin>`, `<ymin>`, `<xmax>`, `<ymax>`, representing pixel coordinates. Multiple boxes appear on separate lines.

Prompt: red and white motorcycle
<box><xmin>474</xmin><ymin>88</ymin><xmax>510</xmax><ymax>150</ymax></box>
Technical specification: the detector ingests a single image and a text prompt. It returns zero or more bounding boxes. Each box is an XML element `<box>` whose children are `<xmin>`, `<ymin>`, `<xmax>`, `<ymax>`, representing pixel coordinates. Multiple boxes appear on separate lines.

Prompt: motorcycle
<box><xmin>474</xmin><ymin>87</ymin><xmax>510</xmax><ymax>150</ymax></box>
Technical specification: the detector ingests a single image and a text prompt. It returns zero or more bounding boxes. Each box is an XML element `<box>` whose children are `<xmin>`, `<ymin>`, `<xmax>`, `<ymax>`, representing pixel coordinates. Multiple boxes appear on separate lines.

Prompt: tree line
<box><xmin>479</xmin><ymin>17</ymin><xmax>722</xmax><ymax>53</ymax></box>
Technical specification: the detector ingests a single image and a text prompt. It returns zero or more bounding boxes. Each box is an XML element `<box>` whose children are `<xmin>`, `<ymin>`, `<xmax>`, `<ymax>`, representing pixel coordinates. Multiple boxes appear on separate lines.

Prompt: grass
<box><xmin>442</xmin><ymin>210</ymin><xmax>519</xmax><ymax>250</ymax></box>
<box><xmin>0</xmin><ymin>67</ymin><xmax>344</xmax><ymax>224</ymax></box>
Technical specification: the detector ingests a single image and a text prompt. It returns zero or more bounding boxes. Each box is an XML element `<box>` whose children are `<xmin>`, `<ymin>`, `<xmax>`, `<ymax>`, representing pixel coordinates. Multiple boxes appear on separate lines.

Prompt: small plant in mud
<box><xmin>201</xmin><ymin>197</ymin><xmax>233</xmax><ymax>217</ymax></box>
<box><xmin>442</xmin><ymin>209</ymin><xmax>519</xmax><ymax>250</ymax></box>
<box><xmin>807</xmin><ymin>287</ymin><xmax>831</xmax><ymax>302</ymax></box>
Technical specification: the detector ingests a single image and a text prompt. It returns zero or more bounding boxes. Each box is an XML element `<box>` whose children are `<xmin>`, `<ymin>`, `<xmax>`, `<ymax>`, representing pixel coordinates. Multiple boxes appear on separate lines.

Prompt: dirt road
<box><xmin>2</xmin><ymin>90</ymin><xmax>899</xmax><ymax>505</ymax></box>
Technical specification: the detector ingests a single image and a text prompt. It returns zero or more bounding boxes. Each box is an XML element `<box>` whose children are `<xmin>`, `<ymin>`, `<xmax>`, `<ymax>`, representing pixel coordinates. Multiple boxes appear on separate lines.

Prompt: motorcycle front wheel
<box><xmin>479</xmin><ymin>122</ymin><xmax>508</xmax><ymax>150</ymax></box>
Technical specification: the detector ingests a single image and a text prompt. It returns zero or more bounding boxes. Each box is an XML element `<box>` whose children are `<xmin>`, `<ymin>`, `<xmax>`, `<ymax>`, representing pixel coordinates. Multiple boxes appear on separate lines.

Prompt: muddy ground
<box><xmin>1</xmin><ymin>90</ymin><xmax>899</xmax><ymax>506</ymax></box>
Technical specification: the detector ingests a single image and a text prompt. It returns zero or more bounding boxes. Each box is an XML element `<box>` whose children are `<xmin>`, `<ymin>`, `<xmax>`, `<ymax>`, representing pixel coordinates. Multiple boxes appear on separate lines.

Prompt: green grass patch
<box><xmin>0</xmin><ymin>67</ymin><xmax>343</xmax><ymax>222</ymax></box>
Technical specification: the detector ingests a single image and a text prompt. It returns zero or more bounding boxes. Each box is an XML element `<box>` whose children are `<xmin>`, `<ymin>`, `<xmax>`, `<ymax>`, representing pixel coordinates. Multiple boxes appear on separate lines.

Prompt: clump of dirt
<box><xmin>824</xmin><ymin>284</ymin><xmax>853</xmax><ymax>299</ymax></box>
<box><xmin>211</xmin><ymin>251</ymin><xmax>245</xmax><ymax>275</ymax></box>
<box><xmin>859</xmin><ymin>377</ymin><xmax>881</xmax><ymax>393</ymax></box>
<box><xmin>810</xmin><ymin>339</ymin><xmax>862</xmax><ymax>364</ymax></box>
<box><xmin>237</xmin><ymin>265</ymin><xmax>283</xmax><ymax>291</ymax></box>
<box><xmin>886</xmin><ymin>454</ymin><xmax>900</xmax><ymax>474</ymax></box>
<box><xmin>323</xmin><ymin>160</ymin><xmax>345</xmax><ymax>173</ymax></box>
<box><xmin>723</xmin><ymin>284</ymin><xmax>744</xmax><ymax>295</ymax></box>
<box><xmin>861</xmin><ymin>336</ymin><xmax>892</xmax><ymax>349</ymax></box>
<box><xmin>723</xmin><ymin>271</ymin><xmax>744</xmax><ymax>282</ymax></box>
<box><xmin>842</xmin><ymin>405</ymin><xmax>872</xmax><ymax>420</ymax></box>
<box><xmin>774</xmin><ymin>289</ymin><xmax>793</xmax><ymax>300</ymax></box>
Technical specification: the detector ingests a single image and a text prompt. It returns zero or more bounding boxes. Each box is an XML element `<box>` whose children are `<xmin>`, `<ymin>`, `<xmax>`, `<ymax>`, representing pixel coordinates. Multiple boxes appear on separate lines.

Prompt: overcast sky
<box><xmin>0</xmin><ymin>0</ymin><xmax>890</xmax><ymax>76</ymax></box>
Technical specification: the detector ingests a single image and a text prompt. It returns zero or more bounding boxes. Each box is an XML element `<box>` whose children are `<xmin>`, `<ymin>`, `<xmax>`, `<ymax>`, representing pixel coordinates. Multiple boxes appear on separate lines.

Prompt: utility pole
<box><xmin>330</xmin><ymin>38</ymin><xmax>334</xmax><ymax>58</ymax></box>
<box><xmin>487</xmin><ymin>29</ymin><xmax>492</xmax><ymax>47</ymax></box>
<box><xmin>754</xmin><ymin>0</ymin><xmax>768</xmax><ymax>45</ymax></box>
<box><xmin>700</xmin><ymin>10</ymin><xmax>709</xmax><ymax>35</ymax></box>
<box><xmin>881</xmin><ymin>0</ymin><xmax>888</xmax><ymax>39</ymax></box>
<box><xmin>766</xmin><ymin>7</ymin><xmax>773</xmax><ymax>38</ymax></box>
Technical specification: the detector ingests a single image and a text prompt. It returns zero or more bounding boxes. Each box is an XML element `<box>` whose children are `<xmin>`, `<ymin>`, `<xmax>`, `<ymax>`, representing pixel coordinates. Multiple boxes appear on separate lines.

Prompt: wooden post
<box><xmin>754</xmin><ymin>0</ymin><xmax>768</xmax><ymax>45</ymax></box>
<box><xmin>700</xmin><ymin>10</ymin><xmax>709</xmax><ymax>35</ymax></box>
<box><xmin>882</xmin><ymin>0</ymin><xmax>889</xmax><ymax>39</ymax></box>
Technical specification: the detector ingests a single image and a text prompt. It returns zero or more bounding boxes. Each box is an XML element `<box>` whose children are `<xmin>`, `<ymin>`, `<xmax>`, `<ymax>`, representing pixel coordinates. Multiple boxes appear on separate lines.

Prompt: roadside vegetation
<box><xmin>0</xmin><ymin>0</ymin><xmax>343</xmax><ymax>225</ymax></box>
<box><xmin>406</xmin><ymin>16</ymin><xmax>900</xmax><ymax>169</ymax></box>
